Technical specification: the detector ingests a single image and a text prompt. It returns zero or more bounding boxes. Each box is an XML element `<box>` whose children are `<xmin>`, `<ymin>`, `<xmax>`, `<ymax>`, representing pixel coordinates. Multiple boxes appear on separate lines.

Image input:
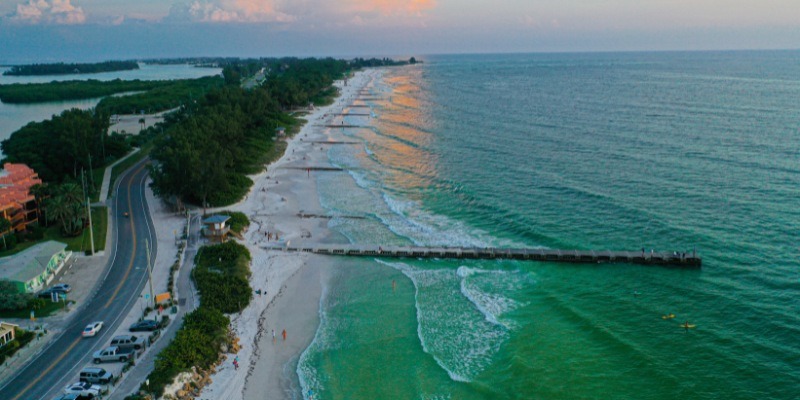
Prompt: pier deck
<box><xmin>261</xmin><ymin>245</ymin><xmax>701</xmax><ymax>268</ymax></box>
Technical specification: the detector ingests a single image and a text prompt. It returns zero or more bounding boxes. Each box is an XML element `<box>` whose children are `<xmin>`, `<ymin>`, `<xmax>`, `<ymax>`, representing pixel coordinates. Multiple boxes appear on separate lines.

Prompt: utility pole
<box><xmin>81</xmin><ymin>170</ymin><xmax>95</xmax><ymax>255</ymax></box>
<box><xmin>146</xmin><ymin>239</ymin><xmax>154</xmax><ymax>308</ymax></box>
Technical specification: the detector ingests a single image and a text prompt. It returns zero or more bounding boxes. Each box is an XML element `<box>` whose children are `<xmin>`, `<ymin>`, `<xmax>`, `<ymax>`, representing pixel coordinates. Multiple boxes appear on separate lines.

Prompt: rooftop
<box><xmin>203</xmin><ymin>215</ymin><xmax>231</xmax><ymax>224</ymax></box>
<box><xmin>0</xmin><ymin>241</ymin><xmax>67</xmax><ymax>283</ymax></box>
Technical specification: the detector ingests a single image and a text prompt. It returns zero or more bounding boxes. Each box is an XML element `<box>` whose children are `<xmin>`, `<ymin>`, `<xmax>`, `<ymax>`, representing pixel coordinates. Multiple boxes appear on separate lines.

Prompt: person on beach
<box><xmin>282</xmin><ymin>329</ymin><xmax>287</xmax><ymax>341</ymax></box>
<box><xmin>272</xmin><ymin>329</ymin><xmax>276</xmax><ymax>343</ymax></box>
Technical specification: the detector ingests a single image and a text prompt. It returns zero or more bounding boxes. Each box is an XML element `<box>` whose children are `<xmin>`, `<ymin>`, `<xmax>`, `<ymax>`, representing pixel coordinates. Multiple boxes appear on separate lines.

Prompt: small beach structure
<box><xmin>0</xmin><ymin>322</ymin><xmax>18</xmax><ymax>347</ymax></box>
<box><xmin>0</xmin><ymin>241</ymin><xmax>72</xmax><ymax>293</ymax></box>
<box><xmin>276</xmin><ymin>126</ymin><xmax>286</xmax><ymax>139</ymax></box>
<box><xmin>202</xmin><ymin>215</ymin><xmax>231</xmax><ymax>242</ymax></box>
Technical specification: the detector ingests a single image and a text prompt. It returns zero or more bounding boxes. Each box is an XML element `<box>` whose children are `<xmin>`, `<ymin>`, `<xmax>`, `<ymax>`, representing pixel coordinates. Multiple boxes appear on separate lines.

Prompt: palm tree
<box><xmin>45</xmin><ymin>196</ymin><xmax>71</xmax><ymax>235</ymax></box>
<box><xmin>0</xmin><ymin>217</ymin><xmax>11</xmax><ymax>250</ymax></box>
<box><xmin>29</xmin><ymin>183</ymin><xmax>50</xmax><ymax>225</ymax></box>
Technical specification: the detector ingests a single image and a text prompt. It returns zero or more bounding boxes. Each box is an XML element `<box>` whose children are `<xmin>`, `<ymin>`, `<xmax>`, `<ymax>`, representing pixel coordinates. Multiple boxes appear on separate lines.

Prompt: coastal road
<box><xmin>0</xmin><ymin>160</ymin><xmax>157</xmax><ymax>400</ymax></box>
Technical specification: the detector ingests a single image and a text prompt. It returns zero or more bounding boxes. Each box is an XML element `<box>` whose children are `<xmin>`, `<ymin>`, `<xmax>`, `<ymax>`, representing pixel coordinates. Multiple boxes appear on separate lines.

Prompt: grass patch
<box><xmin>47</xmin><ymin>206</ymin><xmax>107</xmax><ymax>254</ymax></box>
<box><xmin>0</xmin><ymin>300</ymin><xmax>73</xmax><ymax>319</ymax></box>
<box><xmin>0</xmin><ymin>207</ymin><xmax>110</xmax><ymax>256</ymax></box>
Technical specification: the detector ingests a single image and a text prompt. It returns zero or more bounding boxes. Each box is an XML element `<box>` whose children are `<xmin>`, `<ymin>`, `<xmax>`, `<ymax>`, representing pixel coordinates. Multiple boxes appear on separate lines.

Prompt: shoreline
<box><xmin>200</xmin><ymin>69</ymin><xmax>383</xmax><ymax>400</ymax></box>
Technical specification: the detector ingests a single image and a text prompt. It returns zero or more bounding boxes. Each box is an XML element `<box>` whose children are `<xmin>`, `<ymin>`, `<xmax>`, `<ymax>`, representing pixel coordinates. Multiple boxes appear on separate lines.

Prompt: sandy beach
<box><xmin>197</xmin><ymin>69</ymin><xmax>383</xmax><ymax>400</ymax></box>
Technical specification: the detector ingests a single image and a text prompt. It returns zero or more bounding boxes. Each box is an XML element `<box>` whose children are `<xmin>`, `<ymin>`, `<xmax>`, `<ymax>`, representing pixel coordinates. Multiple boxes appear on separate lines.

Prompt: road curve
<box><xmin>0</xmin><ymin>160</ymin><xmax>157</xmax><ymax>400</ymax></box>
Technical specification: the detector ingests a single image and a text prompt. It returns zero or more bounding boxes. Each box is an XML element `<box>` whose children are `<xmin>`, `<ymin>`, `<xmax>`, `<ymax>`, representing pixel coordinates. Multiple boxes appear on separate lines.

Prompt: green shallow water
<box><xmin>297</xmin><ymin>51</ymin><xmax>800</xmax><ymax>400</ymax></box>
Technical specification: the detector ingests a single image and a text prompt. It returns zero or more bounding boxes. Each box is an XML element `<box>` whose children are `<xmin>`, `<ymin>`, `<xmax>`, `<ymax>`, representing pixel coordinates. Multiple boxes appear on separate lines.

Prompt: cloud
<box><xmin>168</xmin><ymin>0</ymin><xmax>296</xmax><ymax>23</ymax></box>
<box><xmin>347</xmin><ymin>0</ymin><xmax>435</xmax><ymax>15</ymax></box>
<box><xmin>7</xmin><ymin>0</ymin><xmax>86</xmax><ymax>24</ymax></box>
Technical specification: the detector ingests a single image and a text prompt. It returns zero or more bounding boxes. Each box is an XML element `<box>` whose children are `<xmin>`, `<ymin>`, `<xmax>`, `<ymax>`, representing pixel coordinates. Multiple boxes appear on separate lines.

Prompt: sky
<box><xmin>1</xmin><ymin>0</ymin><xmax>799</xmax><ymax>63</ymax></box>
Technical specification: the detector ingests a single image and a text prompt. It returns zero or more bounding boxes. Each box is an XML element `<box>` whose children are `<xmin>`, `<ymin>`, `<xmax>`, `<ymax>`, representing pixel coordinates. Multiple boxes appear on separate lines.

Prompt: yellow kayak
<box><xmin>662</xmin><ymin>314</ymin><xmax>675</xmax><ymax>320</ymax></box>
<box><xmin>680</xmin><ymin>323</ymin><xmax>696</xmax><ymax>329</ymax></box>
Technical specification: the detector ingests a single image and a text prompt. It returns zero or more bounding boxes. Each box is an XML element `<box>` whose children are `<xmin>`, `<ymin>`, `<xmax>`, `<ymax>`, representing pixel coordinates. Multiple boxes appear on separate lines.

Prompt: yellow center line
<box><xmin>11</xmin><ymin>337</ymin><xmax>81</xmax><ymax>400</ymax></box>
<box><xmin>11</xmin><ymin>161</ymin><xmax>148</xmax><ymax>400</ymax></box>
<box><xmin>104</xmin><ymin>162</ymin><xmax>147</xmax><ymax>309</ymax></box>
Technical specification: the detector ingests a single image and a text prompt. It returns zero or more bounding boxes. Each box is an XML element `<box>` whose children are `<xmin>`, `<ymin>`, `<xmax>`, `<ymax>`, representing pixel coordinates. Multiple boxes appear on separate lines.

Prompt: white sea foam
<box><xmin>457</xmin><ymin>266</ymin><xmax>526</xmax><ymax>329</ymax></box>
<box><xmin>297</xmin><ymin>283</ymin><xmax>330</xmax><ymax>400</ymax></box>
<box><xmin>377</xmin><ymin>259</ymin><xmax>509</xmax><ymax>383</ymax></box>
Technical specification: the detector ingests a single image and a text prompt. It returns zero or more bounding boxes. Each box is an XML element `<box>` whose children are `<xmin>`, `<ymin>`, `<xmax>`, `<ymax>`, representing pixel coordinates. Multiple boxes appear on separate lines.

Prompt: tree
<box><xmin>29</xmin><ymin>183</ymin><xmax>51</xmax><ymax>225</ymax></box>
<box><xmin>0</xmin><ymin>217</ymin><xmax>10</xmax><ymax>249</ymax></box>
<box><xmin>0</xmin><ymin>280</ymin><xmax>30</xmax><ymax>311</ymax></box>
<box><xmin>409</xmin><ymin>57</ymin><xmax>417</xmax><ymax>64</ymax></box>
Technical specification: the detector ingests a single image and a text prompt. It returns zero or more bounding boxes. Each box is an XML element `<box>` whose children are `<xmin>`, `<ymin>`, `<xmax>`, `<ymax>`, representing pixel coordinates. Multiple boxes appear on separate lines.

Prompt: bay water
<box><xmin>0</xmin><ymin>63</ymin><xmax>220</xmax><ymax>147</ymax></box>
<box><xmin>298</xmin><ymin>52</ymin><xmax>800</xmax><ymax>400</ymax></box>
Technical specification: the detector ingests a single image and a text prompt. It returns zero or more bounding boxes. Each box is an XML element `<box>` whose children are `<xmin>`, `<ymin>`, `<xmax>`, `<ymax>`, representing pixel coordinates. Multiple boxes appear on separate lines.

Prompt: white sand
<box><xmin>199</xmin><ymin>69</ymin><xmax>384</xmax><ymax>400</ymax></box>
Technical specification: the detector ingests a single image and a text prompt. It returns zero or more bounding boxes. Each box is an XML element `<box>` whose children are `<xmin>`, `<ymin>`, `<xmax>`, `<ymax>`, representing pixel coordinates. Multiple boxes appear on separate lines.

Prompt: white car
<box><xmin>82</xmin><ymin>321</ymin><xmax>103</xmax><ymax>337</ymax></box>
<box><xmin>63</xmin><ymin>381</ymin><xmax>101</xmax><ymax>397</ymax></box>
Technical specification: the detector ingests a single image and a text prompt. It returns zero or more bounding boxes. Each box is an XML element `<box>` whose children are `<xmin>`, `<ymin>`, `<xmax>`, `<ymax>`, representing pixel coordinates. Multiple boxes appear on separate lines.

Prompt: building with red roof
<box><xmin>0</xmin><ymin>163</ymin><xmax>42</xmax><ymax>235</ymax></box>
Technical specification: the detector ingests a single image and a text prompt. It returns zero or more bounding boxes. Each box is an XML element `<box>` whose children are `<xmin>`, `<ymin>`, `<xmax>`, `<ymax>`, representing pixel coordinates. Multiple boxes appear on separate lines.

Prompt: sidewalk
<box><xmin>108</xmin><ymin>206</ymin><xmax>202</xmax><ymax>400</ymax></box>
<box><xmin>108</xmin><ymin>214</ymin><xmax>201</xmax><ymax>399</ymax></box>
<box><xmin>98</xmin><ymin>148</ymin><xmax>141</xmax><ymax>202</ymax></box>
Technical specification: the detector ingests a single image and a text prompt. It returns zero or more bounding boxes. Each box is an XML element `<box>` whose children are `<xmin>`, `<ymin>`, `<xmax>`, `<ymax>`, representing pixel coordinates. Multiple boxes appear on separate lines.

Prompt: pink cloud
<box><xmin>347</xmin><ymin>0</ymin><xmax>436</xmax><ymax>15</ymax></box>
<box><xmin>8</xmin><ymin>0</ymin><xmax>86</xmax><ymax>24</ymax></box>
<box><xmin>168</xmin><ymin>0</ymin><xmax>296</xmax><ymax>23</ymax></box>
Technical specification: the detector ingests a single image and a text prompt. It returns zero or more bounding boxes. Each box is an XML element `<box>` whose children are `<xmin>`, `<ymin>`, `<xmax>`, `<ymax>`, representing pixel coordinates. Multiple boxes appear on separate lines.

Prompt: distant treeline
<box><xmin>0</xmin><ymin>79</ymin><xmax>168</xmax><ymax>103</ymax></box>
<box><xmin>3</xmin><ymin>61</ymin><xmax>139</xmax><ymax>76</ymax></box>
<box><xmin>95</xmin><ymin>76</ymin><xmax>224</xmax><ymax>115</ymax></box>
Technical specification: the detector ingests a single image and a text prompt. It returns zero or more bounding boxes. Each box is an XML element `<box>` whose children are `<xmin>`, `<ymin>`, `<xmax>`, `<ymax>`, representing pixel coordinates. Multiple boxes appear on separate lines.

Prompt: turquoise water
<box><xmin>299</xmin><ymin>52</ymin><xmax>800</xmax><ymax>399</ymax></box>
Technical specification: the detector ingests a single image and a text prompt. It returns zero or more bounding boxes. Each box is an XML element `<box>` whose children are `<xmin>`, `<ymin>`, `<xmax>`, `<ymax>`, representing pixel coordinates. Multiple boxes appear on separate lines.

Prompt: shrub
<box><xmin>210</xmin><ymin>211</ymin><xmax>249</xmax><ymax>234</ymax></box>
<box><xmin>193</xmin><ymin>241</ymin><xmax>252</xmax><ymax>313</ymax></box>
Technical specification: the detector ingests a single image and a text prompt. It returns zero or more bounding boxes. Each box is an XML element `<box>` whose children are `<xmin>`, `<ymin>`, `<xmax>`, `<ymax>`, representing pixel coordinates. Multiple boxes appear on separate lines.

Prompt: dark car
<box><xmin>37</xmin><ymin>288</ymin><xmax>67</xmax><ymax>299</ymax></box>
<box><xmin>129</xmin><ymin>319</ymin><xmax>159</xmax><ymax>332</ymax></box>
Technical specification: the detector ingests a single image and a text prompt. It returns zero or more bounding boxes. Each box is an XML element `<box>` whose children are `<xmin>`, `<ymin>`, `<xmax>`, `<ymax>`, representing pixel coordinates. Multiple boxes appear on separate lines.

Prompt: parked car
<box><xmin>82</xmin><ymin>321</ymin><xmax>103</xmax><ymax>337</ymax></box>
<box><xmin>92</xmin><ymin>346</ymin><xmax>136</xmax><ymax>363</ymax></box>
<box><xmin>63</xmin><ymin>382</ymin><xmax>101</xmax><ymax>397</ymax></box>
<box><xmin>53</xmin><ymin>394</ymin><xmax>94</xmax><ymax>400</ymax></box>
<box><xmin>52</xmin><ymin>394</ymin><xmax>81</xmax><ymax>400</ymax></box>
<box><xmin>79</xmin><ymin>367</ymin><xmax>113</xmax><ymax>384</ymax></box>
<box><xmin>129</xmin><ymin>319</ymin><xmax>159</xmax><ymax>332</ymax></box>
<box><xmin>110</xmin><ymin>334</ymin><xmax>147</xmax><ymax>350</ymax></box>
<box><xmin>51</xmin><ymin>283</ymin><xmax>72</xmax><ymax>292</ymax></box>
<box><xmin>37</xmin><ymin>288</ymin><xmax>67</xmax><ymax>299</ymax></box>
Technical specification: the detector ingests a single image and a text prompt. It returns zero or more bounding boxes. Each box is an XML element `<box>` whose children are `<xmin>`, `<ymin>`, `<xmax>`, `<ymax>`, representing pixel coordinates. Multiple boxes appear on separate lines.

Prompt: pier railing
<box><xmin>261</xmin><ymin>245</ymin><xmax>701</xmax><ymax>268</ymax></box>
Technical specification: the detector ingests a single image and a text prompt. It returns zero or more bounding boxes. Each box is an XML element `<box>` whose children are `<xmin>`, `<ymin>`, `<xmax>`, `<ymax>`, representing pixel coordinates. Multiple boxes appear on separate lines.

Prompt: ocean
<box><xmin>297</xmin><ymin>52</ymin><xmax>800</xmax><ymax>399</ymax></box>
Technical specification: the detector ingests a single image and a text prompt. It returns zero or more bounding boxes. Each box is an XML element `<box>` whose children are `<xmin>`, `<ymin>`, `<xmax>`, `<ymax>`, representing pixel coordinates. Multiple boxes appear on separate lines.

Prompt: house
<box><xmin>275</xmin><ymin>127</ymin><xmax>286</xmax><ymax>139</ymax></box>
<box><xmin>0</xmin><ymin>163</ymin><xmax>42</xmax><ymax>235</ymax></box>
<box><xmin>0</xmin><ymin>241</ymin><xmax>71</xmax><ymax>293</ymax></box>
<box><xmin>0</xmin><ymin>322</ymin><xmax>18</xmax><ymax>347</ymax></box>
<box><xmin>202</xmin><ymin>215</ymin><xmax>231</xmax><ymax>242</ymax></box>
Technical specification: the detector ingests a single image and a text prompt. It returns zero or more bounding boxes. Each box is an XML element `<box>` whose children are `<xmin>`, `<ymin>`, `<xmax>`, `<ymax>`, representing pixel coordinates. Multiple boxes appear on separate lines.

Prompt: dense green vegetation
<box><xmin>0</xmin><ymin>79</ymin><xmax>169</xmax><ymax>103</ymax></box>
<box><xmin>95</xmin><ymin>76</ymin><xmax>223</xmax><ymax>115</ymax></box>
<box><xmin>149</xmin><ymin>85</ymin><xmax>295</xmax><ymax>207</ymax></box>
<box><xmin>3</xmin><ymin>61</ymin><xmax>139</xmax><ymax>76</ymax></box>
<box><xmin>144</xmin><ymin>241</ymin><xmax>252</xmax><ymax>396</ymax></box>
<box><xmin>0</xmin><ymin>280</ymin><xmax>70</xmax><ymax>317</ymax></box>
<box><xmin>193</xmin><ymin>241</ymin><xmax>252</xmax><ymax>313</ymax></box>
<box><xmin>1</xmin><ymin>108</ymin><xmax>129</xmax><ymax>185</ymax></box>
<box><xmin>0</xmin><ymin>328</ymin><xmax>35</xmax><ymax>365</ymax></box>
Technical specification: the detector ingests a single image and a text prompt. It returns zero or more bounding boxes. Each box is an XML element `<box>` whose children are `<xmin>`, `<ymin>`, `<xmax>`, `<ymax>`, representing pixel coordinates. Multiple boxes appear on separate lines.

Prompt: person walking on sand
<box><xmin>272</xmin><ymin>329</ymin><xmax>276</xmax><ymax>343</ymax></box>
<box><xmin>282</xmin><ymin>329</ymin><xmax>287</xmax><ymax>341</ymax></box>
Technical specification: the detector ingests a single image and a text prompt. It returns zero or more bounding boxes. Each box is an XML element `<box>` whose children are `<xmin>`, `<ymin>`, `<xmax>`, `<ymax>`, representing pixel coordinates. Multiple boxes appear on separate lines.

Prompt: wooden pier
<box><xmin>261</xmin><ymin>245</ymin><xmax>702</xmax><ymax>268</ymax></box>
